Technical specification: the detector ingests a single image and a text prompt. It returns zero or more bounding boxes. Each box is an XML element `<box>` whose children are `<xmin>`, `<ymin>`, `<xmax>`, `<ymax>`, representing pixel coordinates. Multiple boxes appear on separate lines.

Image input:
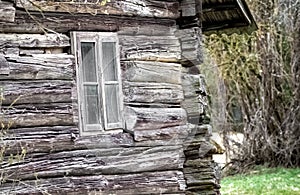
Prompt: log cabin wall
<box><xmin>0</xmin><ymin>0</ymin><xmax>220</xmax><ymax>194</ymax></box>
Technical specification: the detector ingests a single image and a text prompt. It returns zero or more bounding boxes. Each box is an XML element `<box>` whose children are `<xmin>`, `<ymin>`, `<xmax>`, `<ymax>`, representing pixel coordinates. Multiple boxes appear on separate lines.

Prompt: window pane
<box><xmin>84</xmin><ymin>85</ymin><xmax>101</xmax><ymax>125</ymax></box>
<box><xmin>105</xmin><ymin>84</ymin><xmax>120</xmax><ymax>124</ymax></box>
<box><xmin>81</xmin><ymin>42</ymin><xmax>97</xmax><ymax>82</ymax></box>
<box><xmin>102</xmin><ymin>42</ymin><xmax>117</xmax><ymax>81</ymax></box>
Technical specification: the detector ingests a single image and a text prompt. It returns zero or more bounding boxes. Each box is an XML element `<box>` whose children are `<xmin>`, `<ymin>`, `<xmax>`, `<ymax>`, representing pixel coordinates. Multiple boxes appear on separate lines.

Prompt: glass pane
<box><xmin>102</xmin><ymin>42</ymin><xmax>117</xmax><ymax>81</ymax></box>
<box><xmin>84</xmin><ymin>85</ymin><xmax>101</xmax><ymax>125</ymax></box>
<box><xmin>105</xmin><ymin>84</ymin><xmax>120</xmax><ymax>124</ymax></box>
<box><xmin>81</xmin><ymin>42</ymin><xmax>97</xmax><ymax>82</ymax></box>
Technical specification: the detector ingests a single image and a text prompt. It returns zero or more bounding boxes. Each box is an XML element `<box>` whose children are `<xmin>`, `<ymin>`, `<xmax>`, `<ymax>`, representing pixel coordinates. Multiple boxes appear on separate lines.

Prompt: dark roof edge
<box><xmin>203</xmin><ymin>0</ymin><xmax>258</xmax><ymax>35</ymax></box>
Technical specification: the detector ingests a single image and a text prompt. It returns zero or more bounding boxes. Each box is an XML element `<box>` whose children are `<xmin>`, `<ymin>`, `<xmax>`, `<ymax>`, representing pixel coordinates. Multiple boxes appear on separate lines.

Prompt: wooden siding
<box><xmin>0</xmin><ymin>1</ymin><xmax>221</xmax><ymax>194</ymax></box>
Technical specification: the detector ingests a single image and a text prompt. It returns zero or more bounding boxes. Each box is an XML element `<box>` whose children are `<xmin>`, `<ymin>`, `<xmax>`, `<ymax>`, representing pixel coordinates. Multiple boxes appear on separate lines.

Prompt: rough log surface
<box><xmin>3</xmin><ymin>145</ymin><xmax>184</xmax><ymax>180</ymax></box>
<box><xmin>1</xmin><ymin>80</ymin><xmax>73</xmax><ymax>105</ymax></box>
<box><xmin>123</xmin><ymin>81</ymin><xmax>184</xmax><ymax>104</ymax></box>
<box><xmin>124</xmin><ymin>106</ymin><xmax>187</xmax><ymax>132</ymax></box>
<box><xmin>122</xmin><ymin>61</ymin><xmax>182</xmax><ymax>84</ymax></box>
<box><xmin>0</xmin><ymin>171</ymin><xmax>186</xmax><ymax>195</ymax></box>
<box><xmin>0</xmin><ymin>11</ymin><xmax>176</xmax><ymax>34</ymax></box>
<box><xmin>3</xmin><ymin>103</ymin><xmax>74</xmax><ymax>128</ymax></box>
<box><xmin>1</xmin><ymin>54</ymin><xmax>74</xmax><ymax>80</ymax></box>
<box><xmin>0</xmin><ymin>1</ymin><xmax>15</xmax><ymax>22</ymax></box>
<box><xmin>0</xmin><ymin>33</ymin><xmax>70</xmax><ymax>48</ymax></box>
<box><xmin>119</xmin><ymin>35</ymin><xmax>181</xmax><ymax>61</ymax></box>
<box><xmin>175</xmin><ymin>27</ymin><xmax>203</xmax><ymax>65</ymax></box>
<box><xmin>0</xmin><ymin>54</ymin><xmax>10</xmax><ymax>75</ymax></box>
<box><xmin>16</xmin><ymin>0</ymin><xmax>179</xmax><ymax>19</ymax></box>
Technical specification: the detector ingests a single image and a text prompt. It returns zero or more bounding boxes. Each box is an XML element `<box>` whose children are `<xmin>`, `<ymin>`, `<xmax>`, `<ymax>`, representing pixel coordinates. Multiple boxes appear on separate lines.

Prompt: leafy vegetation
<box><xmin>221</xmin><ymin>167</ymin><xmax>300</xmax><ymax>195</ymax></box>
<box><xmin>204</xmin><ymin>0</ymin><xmax>300</xmax><ymax>168</ymax></box>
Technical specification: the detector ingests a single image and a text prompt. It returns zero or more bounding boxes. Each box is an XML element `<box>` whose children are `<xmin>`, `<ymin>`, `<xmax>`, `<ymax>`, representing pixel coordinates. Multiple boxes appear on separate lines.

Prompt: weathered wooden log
<box><xmin>0</xmin><ymin>80</ymin><xmax>73</xmax><ymax>105</ymax></box>
<box><xmin>0</xmin><ymin>54</ymin><xmax>10</xmax><ymax>75</ymax></box>
<box><xmin>0</xmin><ymin>11</ymin><xmax>176</xmax><ymax>34</ymax></box>
<box><xmin>3</xmin><ymin>131</ymin><xmax>134</xmax><ymax>155</ymax></box>
<box><xmin>119</xmin><ymin>35</ymin><xmax>181</xmax><ymax>61</ymax></box>
<box><xmin>16</xmin><ymin>0</ymin><xmax>179</xmax><ymax>19</ymax></box>
<box><xmin>5</xmin><ymin>126</ymin><xmax>78</xmax><ymax>139</ymax></box>
<box><xmin>0</xmin><ymin>33</ymin><xmax>70</xmax><ymax>48</ymax></box>
<box><xmin>3</xmin><ymin>103</ymin><xmax>75</xmax><ymax>128</ymax></box>
<box><xmin>175</xmin><ymin>27</ymin><xmax>202</xmax><ymax>65</ymax></box>
<box><xmin>0</xmin><ymin>171</ymin><xmax>186</xmax><ymax>195</ymax></box>
<box><xmin>180</xmin><ymin>0</ymin><xmax>196</xmax><ymax>17</ymax></box>
<box><xmin>1</xmin><ymin>54</ymin><xmax>74</xmax><ymax>80</ymax></box>
<box><xmin>134</xmin><ymin>125</ymin><xmax>191</xmax><ymax>142</ymax></box>
<box><xmin>118</xmin><ymin>25</ymin><xmax>176</xmax><ymax>36</ymax></box>
<box><xmin>182</xmin><ymin>74</ymin><xmax>207</xmax><ymax>97</ymax></box>
<box><xmin>0</xmin><ymin>1</ymin><xmax>15</xmax><ymax>22</ymax></box>
<box><xmin>182</xmin><ymin>97</ymin><xmax>205</xmax><ymax>117</ymax></box>
<box><xmin>124</xmin><ymin>107</ymin><xmax>187</xmax><ymax>131</ymax></box>
<box><xmin>123</xmin><ymin>81</ymin><xmax>183</xmax><ymax>104</ymax></box>
<box><xmin>2</xmin><ymin>145</ymin><xmax>184</xmax><ymax>180</ymax></box>
<box><xmin>122</xmin><ymin>61</ymin><xmax>182</xmax><ymax>84</ymax></box>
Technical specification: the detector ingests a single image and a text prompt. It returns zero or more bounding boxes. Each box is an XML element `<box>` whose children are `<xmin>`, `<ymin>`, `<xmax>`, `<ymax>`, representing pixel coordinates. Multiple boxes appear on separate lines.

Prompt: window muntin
<box><xmin>71</xmin><ymin>32</ymin><xmax>123</xmax><ymax>135</ymax></box>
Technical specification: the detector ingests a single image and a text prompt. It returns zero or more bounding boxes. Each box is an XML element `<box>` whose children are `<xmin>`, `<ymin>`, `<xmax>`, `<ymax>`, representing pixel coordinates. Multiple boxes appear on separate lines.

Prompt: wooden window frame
<box><xmin>71</xmin><ymin>32</ymin><xmax>123</xmax><ymax>135</ymax></box>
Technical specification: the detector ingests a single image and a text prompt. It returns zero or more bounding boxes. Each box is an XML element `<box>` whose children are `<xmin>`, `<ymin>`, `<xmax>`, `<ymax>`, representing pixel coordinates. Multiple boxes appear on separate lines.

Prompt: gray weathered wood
<box><xmin>124</xmin><ymin>107</ymin><xmax>187</xmax><ymax>131</ymax></box>
<box><xmin>134</xmin><ymin>125</ymin><xmax>191</xmax><ymax>142</ymax></box>
<box><xmin>0</xmin><ymin>171</ymin><xmax>186</xmax><ymax>195</ymax></box>
<box><xmin>0</xmin><ymin>80</ymin><xmax>73</xmax><ymax>105</ymax></box>
<box><xmin>3</xmin><ymin>103</ymin><xmax>74</xmax><ymax>128</ymax></box>
<box><xmin>3</xmin><ymin>131</ymin><xmax>134</xmax><ymax>154</ymax></box>
<box><xmin>2</xmin><ymin>54</ymin><xmax>74</xmax><ymax>80</ymax></box>
<box><xmin>176</xmin><ymin>27</ymin><xmax>203</xmax><ymax>65</ymax></box>
<box><xmin>123</xmin><ymin>81</ymin><xmax>184</xmax><ymax>104</ymax></box>
<box><xmin>0</xmin><ymin>33</ymin><xmax>70</xmax><ymax>48</ymax></box>
<box><xmin>119</xmin><ymin>35</ymin><xmax>181</xmax><ymax>61</ymax></box>
<box><xmin>182</xmin><ymin>74</ymin><xmax>207</xmax><ymax>97</ymax></box>
<box><xmin>0</xmin><ymin>10</ymin><xmax>176</xmax><ymax>34</ymax></box>
<box><xmin>180</xmin><ymin>0</ymin><xmax>196</xmax><ymax>17</ymax></box>
<box><xmin>182</xmin><ymin>97</ymin><xmax>205</xmax><ymax>116</ymax></box>
<box><xmin>0</xmin><ymin>1</ymin><xmax>15</xmax><ymax>22</ymax></box>
<box><xmin>122</xmin><ymin>61</ymin><xmax>182</xmax><ymax>84</ymax></box>
<box><xmin>16</xmin><ymin>0</ymin><xmax>179</xmax><ymax>19</ymax></box>
<box><xmin>0</xmin><ymin>54</ymin><xmax>9</xmax><ymax>75</ymax></box>
<box><xmin>3</xmin><ymin>145</ymin><xmax>184</xmax><ymax>180</ymax></box>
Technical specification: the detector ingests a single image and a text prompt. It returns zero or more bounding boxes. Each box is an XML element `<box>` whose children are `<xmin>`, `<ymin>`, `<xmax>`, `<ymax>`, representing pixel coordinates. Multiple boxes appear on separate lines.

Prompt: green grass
<box><xmin>221</xmin><ymin>167</ymin><xmax>300</xmax><ymax>195</ymax></box>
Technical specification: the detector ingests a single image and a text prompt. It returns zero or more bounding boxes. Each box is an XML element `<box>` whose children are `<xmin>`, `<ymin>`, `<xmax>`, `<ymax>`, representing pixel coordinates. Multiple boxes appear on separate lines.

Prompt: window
<box><xmin>71</xmin><ymin>32</ymin><xmax>123</xmax><ymax>135</ymax></box>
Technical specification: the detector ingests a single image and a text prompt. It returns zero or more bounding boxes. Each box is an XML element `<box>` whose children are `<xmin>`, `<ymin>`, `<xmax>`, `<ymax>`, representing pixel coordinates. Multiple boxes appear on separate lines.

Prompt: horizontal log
<box><xmin>3</xmin><ymin>131</ymin><xmax>134</xmax><ymax>155</ymax></box>
<box><xmin>3</xmin><ymin>103</ymin><xmax>75</xmax><ymax>128</ymax></box>
<box><xmin>119</xmin><ymin>35</ymin><xmax>181</xmax><ymax>61</ymax></box>
<box><xmin>118</xmin><ymin>25</ymin><xmax>176</xmax><ymax>36</ymax></box>
<box><xmin>1</xmin><ymin>54</ymin><xmax>74</xmax><ymax>80</ymax></box>
<box><xmin>123</xmin><ymin>81</ymin><xmax>183</xmax><ymax>104</ymax></box>
<box><xmin>134</xmin><ymin>125</ymin><xmax>191</xmax><ymax>142</ymax></box>
<box><xmin>0</xmin><ymin>10</ymin><xmax>176</xmax><ymax>34</ymax></box>
<box><xmin>182</xmin><ymin>97</ymin><xmax>205</xmax><ymax>117</ymax></box>
<box><xmin>0</xmin><ymin>1</ymin><xmax>15</xmax><ymax>22</ymax></box>
<box><xmin>122</xmin><ymin>61</ymin><xmax>182</xmax><ymax>84</ymax></box>
<box><xmin>124</xmin><ymin>107</ymin><xmax>187</xmax><ymax>131</ymax></box>
<box><xmin>0</xmin><ymin>54</ymin><xmax>10</xmax><ymax>75</ymax></box>
<box><xmin>0</xmin><ymin>33</ymin><xmax>70</xmax><ymax>48</ymax></box>
<box><xmin>16</xmin><ymin>0</ymin><xmax>179</xmax><ymax>19</ymax></box>
<box><xmin>2</xmin><ymin>145</ymin><xmax>184</xmax><ymax>180</ymax></box>
<box><xmin>0</xmin><ymin>171</ymin><xmax>185</xmax><ymax>194</ymax></box>
<box><xmin>1</xmin><ymin>80</ymin><xmax>73</xmax><ymax>105</ymax></box>
<box><xmin>5</xmin><ymin>126</ymin><xmax>78</xmax><ymax>140</ymax></box>
<box><xmin>175</xmin><ymin>27</ymin><xmax>202</xmax><ymax>65</ymax></box>
<box><xmin>182</xmin><ymin>74</ymin><xmax>207</xmax><ymax>97</ymax></box>
<box><xmin>180</xmin><ymin>0</ymin><xmax>196</xmax><ymax>17</ymax></box>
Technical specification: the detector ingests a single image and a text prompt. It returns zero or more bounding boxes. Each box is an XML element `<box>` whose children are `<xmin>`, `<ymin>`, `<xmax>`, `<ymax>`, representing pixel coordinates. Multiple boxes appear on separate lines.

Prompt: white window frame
<box><xmin>71</xmin><ymin>32</ymin><xmax>123</xmax><ymax>135</ymax></box>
